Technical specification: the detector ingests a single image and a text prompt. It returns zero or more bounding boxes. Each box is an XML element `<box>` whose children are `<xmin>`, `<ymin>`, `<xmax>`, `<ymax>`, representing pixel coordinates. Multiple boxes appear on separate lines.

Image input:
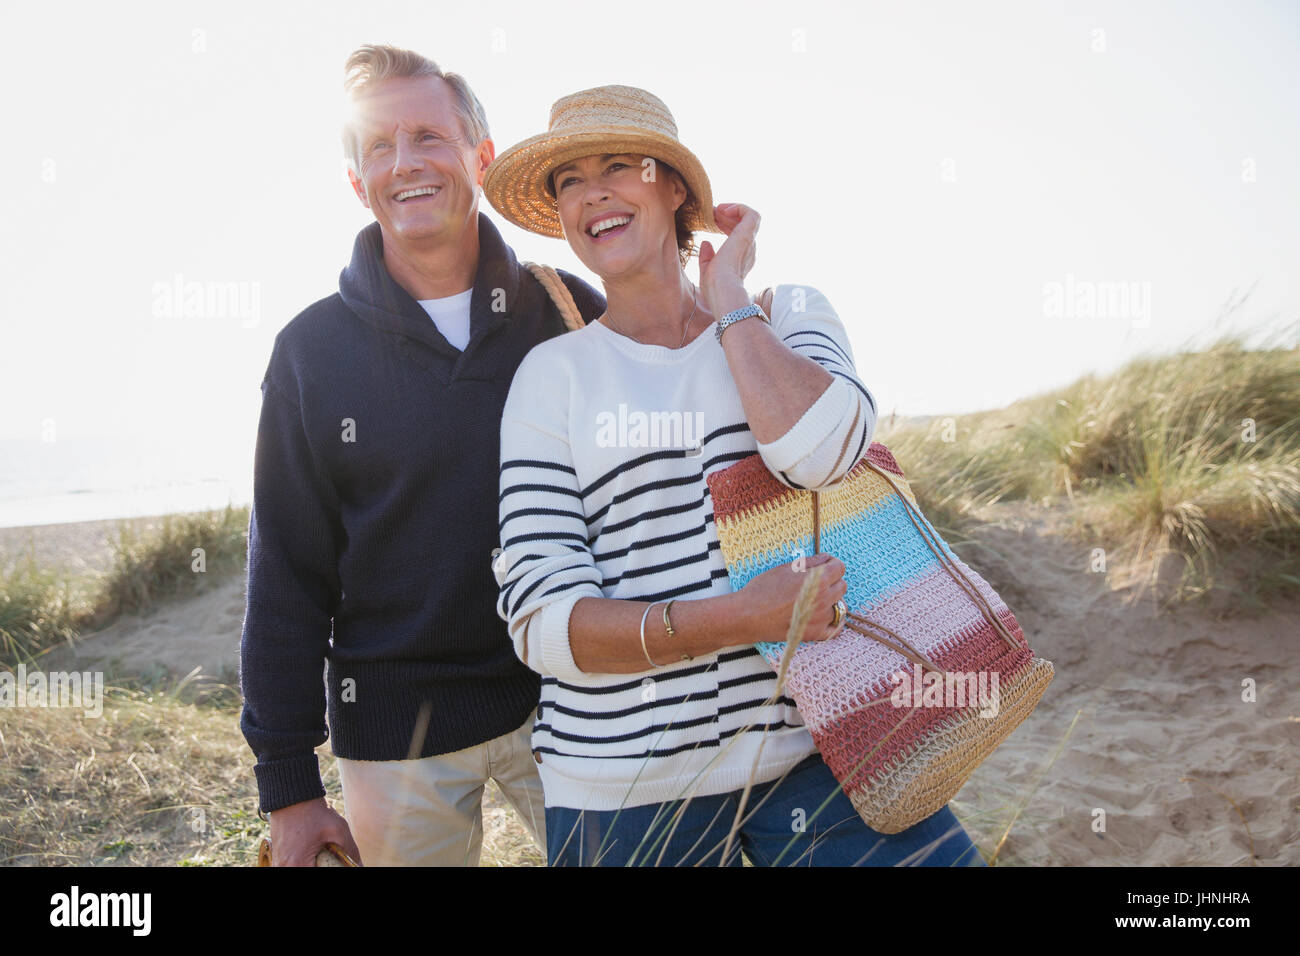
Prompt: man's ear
<box><xmin>347</xmin><ymin>166</ymin><xmax>371</xmax><ymax>210</ymax></box>
<box><xmin>475</xmin><ymin>138</ymin><xmax>496</xmax><ymax>186</ymax></box>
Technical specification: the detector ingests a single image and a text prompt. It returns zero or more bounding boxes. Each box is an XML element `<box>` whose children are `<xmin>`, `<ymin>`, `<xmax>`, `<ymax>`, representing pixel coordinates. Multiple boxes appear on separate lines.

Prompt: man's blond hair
<box><xmin>341</xmin><ymin>44</ymin><xmax>490</xmax><ymax>172</ymax></box>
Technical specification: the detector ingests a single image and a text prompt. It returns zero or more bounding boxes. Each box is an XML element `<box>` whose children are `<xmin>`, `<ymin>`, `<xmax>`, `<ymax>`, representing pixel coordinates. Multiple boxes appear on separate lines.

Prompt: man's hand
<box><xmin>267</xmin><ymin>797</ymin><xmax>363</xmax><ymax>867</ymax></box>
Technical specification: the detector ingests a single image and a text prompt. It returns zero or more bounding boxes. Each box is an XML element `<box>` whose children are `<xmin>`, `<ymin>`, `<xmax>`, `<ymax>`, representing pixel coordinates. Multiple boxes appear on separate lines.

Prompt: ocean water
<box><xmin>0</xmin><ymin>437</ymin><xmax>253</xmax><ymax>529</ymax></box>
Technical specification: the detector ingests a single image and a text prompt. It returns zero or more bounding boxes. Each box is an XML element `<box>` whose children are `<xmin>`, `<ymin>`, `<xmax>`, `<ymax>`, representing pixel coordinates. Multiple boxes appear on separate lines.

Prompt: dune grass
<box><xmin>874</xmin><ymin>330</ymin><xmax>1300</xmax><ymax>609</ymax></box>
<box><xmin>0</xmin><ymin>673</ymin><xmax>540</xmax><ymax>867</ymax></box>
<box><xmin>97</xmin><ymin>505</ymin><xmax>249</xmax><ymax>619</ymax></box>
<box><xmin>0</xmin><ymin>555</ymin><xmax>86</xmax><ymax>667</ymax></box>
<box><xmin>0</xmin><ymin>676</ymin><xmax>263</xmax><ymax>866</ymax></box>
<box><xmin>0</xmin><ymin>505</ymin><xmax>249</xmax><ymax>668</ymax></box>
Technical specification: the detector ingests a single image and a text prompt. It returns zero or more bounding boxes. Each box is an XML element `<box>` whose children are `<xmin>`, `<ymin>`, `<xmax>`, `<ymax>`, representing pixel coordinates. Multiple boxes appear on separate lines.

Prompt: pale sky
<box><xmin>2</xmin><ymin>0</ymin><xmax>1297</xmax><ymax>491</ymax></box>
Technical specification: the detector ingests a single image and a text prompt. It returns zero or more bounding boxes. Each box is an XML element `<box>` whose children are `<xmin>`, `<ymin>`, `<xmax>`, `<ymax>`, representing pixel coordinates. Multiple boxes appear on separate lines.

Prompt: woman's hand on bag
<box><xmin>697</xmin><ymin>203</ymin><xmax>759</xmax><ymax>315</ymax></box>
<box><xmin>739</xmin><ymin>552</ymin><xmax>849</xmax><ymax>645</ymax></box>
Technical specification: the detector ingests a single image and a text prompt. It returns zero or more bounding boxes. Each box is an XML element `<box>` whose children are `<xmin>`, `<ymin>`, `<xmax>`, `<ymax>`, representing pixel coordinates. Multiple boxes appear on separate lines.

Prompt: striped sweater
<box><xmin>494</xmin><ymin>283</ymin><xmax>878</xmax><ymax>811</ymax></box>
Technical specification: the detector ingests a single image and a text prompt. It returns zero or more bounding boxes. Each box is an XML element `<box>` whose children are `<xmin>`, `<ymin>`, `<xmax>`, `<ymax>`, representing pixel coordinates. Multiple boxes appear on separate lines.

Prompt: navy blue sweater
<box><xmin>239</xmin><ymin>214</ymin><xmax>605</xmax><ymax>813</ymax></box>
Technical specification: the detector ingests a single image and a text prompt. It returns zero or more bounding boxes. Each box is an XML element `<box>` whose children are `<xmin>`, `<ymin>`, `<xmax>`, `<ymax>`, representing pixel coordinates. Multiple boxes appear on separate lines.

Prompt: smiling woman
<box><xmin>548</xmin><ymin>152</ymin><xmax>688</xmax><ymax>283</ymax></box>
<box><xmin>480</xmin><ymin>85</ymin><xmax>986</xmax><ymax>867</ymax></box>
<box><xmin>547</xmin><ymin>154</ymin><xmax>698</xmax><ymax>266</ymax></box>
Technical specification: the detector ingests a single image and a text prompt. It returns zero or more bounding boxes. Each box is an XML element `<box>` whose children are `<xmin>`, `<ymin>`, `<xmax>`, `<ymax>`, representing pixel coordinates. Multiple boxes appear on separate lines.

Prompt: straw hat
<box><xmin>482</xmin><ymin>85</ymin><xmax>719</xmax><ymax>240</ymax></box>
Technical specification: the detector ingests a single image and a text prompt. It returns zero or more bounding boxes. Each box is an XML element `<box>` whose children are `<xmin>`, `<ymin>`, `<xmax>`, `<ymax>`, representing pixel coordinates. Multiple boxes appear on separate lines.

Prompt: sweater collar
<box><xmin>338</xmin><ymin>212</ymin><xmax>523</xmax><ymax>355</ymax></box>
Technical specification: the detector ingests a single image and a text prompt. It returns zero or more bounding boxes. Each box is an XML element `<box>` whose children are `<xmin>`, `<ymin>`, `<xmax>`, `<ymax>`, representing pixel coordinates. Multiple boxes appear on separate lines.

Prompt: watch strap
<box><xmin>715</xmin><ymin>295</ymin><xmax>773</xmax><ymax>342</ymax></box>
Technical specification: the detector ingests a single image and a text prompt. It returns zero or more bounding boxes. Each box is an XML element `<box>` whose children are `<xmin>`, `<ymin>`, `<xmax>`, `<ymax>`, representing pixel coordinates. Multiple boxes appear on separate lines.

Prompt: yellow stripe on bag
<box><xmin>714</xmin><ymin>464</ymin><xmax>921</xmax><ymax>567</ymax></box>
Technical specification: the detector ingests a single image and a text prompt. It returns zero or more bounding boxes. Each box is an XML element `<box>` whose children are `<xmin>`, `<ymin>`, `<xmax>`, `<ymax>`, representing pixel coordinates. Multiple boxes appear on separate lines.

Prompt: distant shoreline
<box><xmin>0</xmin><ymin>511</ymin><xmax>246</xmax><ymax>576</ymax></box>
<box><xmin>0</xmin><ymin>483</ymin><xmax>250</xmax><ymax>532</ymax></box>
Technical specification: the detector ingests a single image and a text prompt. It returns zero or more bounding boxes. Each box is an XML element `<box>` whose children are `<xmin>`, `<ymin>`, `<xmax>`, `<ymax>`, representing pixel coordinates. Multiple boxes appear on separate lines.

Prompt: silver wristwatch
<box><xmin>714</xmin><ymin>303</ymin><xmax>770</xmax><ymax>343</ymax></box>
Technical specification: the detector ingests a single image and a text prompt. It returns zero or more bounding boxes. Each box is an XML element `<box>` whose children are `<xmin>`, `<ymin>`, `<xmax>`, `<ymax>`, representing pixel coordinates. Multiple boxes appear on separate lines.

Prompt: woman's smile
<box><xmin>587</xmin><ymin>212</ymin><xmax>635</xmax><ymax>242</ymax></box>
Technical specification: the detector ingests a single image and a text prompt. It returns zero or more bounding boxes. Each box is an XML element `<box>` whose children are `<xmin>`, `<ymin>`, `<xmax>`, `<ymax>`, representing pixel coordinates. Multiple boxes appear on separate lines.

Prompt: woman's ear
<box><xmin>668</xmin><ymin>169</ymin><xmax>688</xmax><ymax>213</ymax></box>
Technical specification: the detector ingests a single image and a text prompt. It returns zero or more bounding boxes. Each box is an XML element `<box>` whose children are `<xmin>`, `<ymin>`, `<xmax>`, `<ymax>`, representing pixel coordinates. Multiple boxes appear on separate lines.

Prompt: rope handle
<box><xmin>522</xmin><ymin>261</ymin><xmax>585</xmax><ymax>332</ymax></box>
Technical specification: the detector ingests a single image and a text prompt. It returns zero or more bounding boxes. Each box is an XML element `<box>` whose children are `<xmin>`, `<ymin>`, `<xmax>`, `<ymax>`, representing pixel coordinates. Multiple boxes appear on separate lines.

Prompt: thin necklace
<box><xmin>604</xmin><ymin>285</ymin><xmax>700</xmax><ymax>349</ymax></box>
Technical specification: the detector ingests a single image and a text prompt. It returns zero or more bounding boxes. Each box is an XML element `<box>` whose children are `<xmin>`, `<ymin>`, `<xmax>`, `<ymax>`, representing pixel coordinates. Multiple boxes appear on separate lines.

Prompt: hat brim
<box><xmin>482</xmin><ymin>126</ymin><xmax>720</xmax><ymax>241</ymax></box>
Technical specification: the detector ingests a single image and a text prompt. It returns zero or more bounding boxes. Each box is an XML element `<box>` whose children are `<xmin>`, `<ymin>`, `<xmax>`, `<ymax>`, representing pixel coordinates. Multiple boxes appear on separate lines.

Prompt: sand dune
<box><xmin>47</xmin><ymin>575</ymin><xmax>246</xmax><ymax>684</ymax></box>
<box><xmin>953</xmin><ymin>501</ymin><xmax>1298</xmax><ymax>865</ymax></box>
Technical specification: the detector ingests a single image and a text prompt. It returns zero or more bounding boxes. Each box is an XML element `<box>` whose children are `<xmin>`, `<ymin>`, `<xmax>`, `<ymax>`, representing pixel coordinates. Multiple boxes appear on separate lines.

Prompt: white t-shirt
<box><xmin>417</xmin><ymin>289</ymin><xmax>473</xmax><ymax>351</ymax></box>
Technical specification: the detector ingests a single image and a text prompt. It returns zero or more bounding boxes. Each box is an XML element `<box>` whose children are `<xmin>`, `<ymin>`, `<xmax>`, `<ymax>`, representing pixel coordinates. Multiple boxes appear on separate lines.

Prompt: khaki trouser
<box><xmin>336</xmin><ymin>718</ymin><xmax>545</xmax><ymax>866</ymax></box>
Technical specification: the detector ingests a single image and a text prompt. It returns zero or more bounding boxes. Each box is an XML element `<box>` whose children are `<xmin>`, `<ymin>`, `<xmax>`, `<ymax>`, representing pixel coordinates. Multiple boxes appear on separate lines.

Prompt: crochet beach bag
<box><xmin>706</xmin><ymin>442</ymin><xmax>1055</xmax><ymax>834</ymax></box>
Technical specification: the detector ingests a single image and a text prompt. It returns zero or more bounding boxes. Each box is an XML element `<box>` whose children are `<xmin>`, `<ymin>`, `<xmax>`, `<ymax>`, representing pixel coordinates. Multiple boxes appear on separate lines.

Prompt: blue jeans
<box><xmin>545</xmin><ymin>753</ymin><xmax>987</xmax><ymax>867</ymax></box>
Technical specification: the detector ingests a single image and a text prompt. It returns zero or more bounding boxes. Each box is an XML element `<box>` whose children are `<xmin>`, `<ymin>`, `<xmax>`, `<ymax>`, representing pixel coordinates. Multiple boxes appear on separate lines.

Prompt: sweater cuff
<box><xmin>754</xmin><ymin>379</ymin><xmax>848</xmax><ymax>474</ymax></box>
<box><xmin>539</xmin><ymin>592</ymin><xmax>589</xmax><ymax>682</ymax></box>
<box><xmin>254</xmin><ymin>753</ymin><xmax>327</xmax><ymax>815</ymax></box>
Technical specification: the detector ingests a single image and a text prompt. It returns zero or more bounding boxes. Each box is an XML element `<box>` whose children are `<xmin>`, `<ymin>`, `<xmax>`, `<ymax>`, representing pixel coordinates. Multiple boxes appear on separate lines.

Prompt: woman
<box><xmin>483</xmin><ymin>85</ymin><xmax>984</xmax><ymax>866</ymax></box>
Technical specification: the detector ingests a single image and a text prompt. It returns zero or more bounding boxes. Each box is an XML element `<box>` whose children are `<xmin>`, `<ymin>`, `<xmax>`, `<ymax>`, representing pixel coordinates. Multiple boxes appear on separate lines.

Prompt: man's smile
<box><xmin>393</xmin><ymin>185</ymin><xmax>442</xmax><ymax>203</ymax></box>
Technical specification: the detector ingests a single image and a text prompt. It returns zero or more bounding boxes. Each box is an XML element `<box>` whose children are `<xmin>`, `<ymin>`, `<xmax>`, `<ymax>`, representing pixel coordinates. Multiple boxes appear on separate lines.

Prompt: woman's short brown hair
<box><xmin>659</xmin><ymin>161</ymin><xmax>699</xmax><ymax>268</ymax></box>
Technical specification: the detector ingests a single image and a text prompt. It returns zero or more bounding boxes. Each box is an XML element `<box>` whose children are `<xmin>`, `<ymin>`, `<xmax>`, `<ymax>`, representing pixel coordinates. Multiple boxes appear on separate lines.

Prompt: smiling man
<box><xmin>239</xmin><ymin>44</ymin><xmax>605</xmax><ymax>866</ymax></box>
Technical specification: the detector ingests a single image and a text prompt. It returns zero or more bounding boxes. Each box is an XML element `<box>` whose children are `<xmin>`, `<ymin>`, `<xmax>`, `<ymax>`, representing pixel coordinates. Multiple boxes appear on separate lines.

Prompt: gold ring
<box><xmin>830</xmin><ymin>599</ymin><xmax>847</xmax><ymax>630</ymax></box>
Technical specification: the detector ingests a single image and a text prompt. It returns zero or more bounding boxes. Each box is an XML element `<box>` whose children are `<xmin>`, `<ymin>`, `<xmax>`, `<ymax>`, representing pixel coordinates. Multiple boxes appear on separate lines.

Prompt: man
<box><xmin>239</xmin><ymin>44</ymin><xmax>605</xmax><ymax>866</ymax></box>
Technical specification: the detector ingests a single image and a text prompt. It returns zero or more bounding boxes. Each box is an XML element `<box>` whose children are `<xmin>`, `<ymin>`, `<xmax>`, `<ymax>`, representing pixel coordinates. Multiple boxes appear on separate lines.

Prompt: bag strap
<box><xmin>532</xmin><ymin>272</ymin><xmax>772</xmax><ymax>337</ymax></box>
<box><xmin>864</xmin><ymin>462</ymin><xmax>1022</xmax><ymax>650</ymax></box>
<box><xmin>522</xmin><ymin>261</ymin><xmax>585</xmax><ymax>332</ymax></box>
<box><xmin>811</xmin><ymin>462</ymin><xmax>1023</xmax><ymax>655</ymax></box>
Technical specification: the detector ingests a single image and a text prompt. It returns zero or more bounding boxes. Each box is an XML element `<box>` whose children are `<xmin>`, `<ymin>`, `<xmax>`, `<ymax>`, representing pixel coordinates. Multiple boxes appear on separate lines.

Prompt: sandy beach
<box><xmin>949</xmin><ymin>501</ymin><xmax>1298</xmax><ymax>866</ymax></box>
<box><xmin>3</xmin><ymin>504</ymin><xmax>1296</xmax><ymax>866</ymax></box>
<box><xmin>0</xmin><ymin>515</ymin><xmax>183</xmax><ymax>577</ymax></box>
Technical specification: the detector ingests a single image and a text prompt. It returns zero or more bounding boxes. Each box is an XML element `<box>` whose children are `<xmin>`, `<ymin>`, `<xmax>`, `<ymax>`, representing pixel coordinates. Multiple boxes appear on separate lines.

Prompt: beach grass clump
<box><xmin>1</xmin><ymin>506</ymin><xmax>250</xmax><ymax>668</ymax></box>
<box><xmin>97</xmin><ymin>505</ymin><xmax>249</xmax><ymax>619</ymax></box>
<box><xmin>0</xmin><ymin>555</ymin><xmax>89</xmax><ymax>666</ymax></box>
<box><xmin>874</xmin><ymin>331</ymin><xmax>1300</xmax><ymax>605</ymax></box>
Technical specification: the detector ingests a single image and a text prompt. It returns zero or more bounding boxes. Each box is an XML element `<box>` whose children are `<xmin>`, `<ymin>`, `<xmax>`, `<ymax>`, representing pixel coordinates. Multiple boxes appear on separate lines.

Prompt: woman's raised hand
<box><xmin>697</xmin><ymin>203</ymin><xmax>759</xmax><ymax>315</ymax></box>
<box><xmin>739</xmin><ymin>552</ymin><xmax>849</xmax><ymax>646</ymax></box>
